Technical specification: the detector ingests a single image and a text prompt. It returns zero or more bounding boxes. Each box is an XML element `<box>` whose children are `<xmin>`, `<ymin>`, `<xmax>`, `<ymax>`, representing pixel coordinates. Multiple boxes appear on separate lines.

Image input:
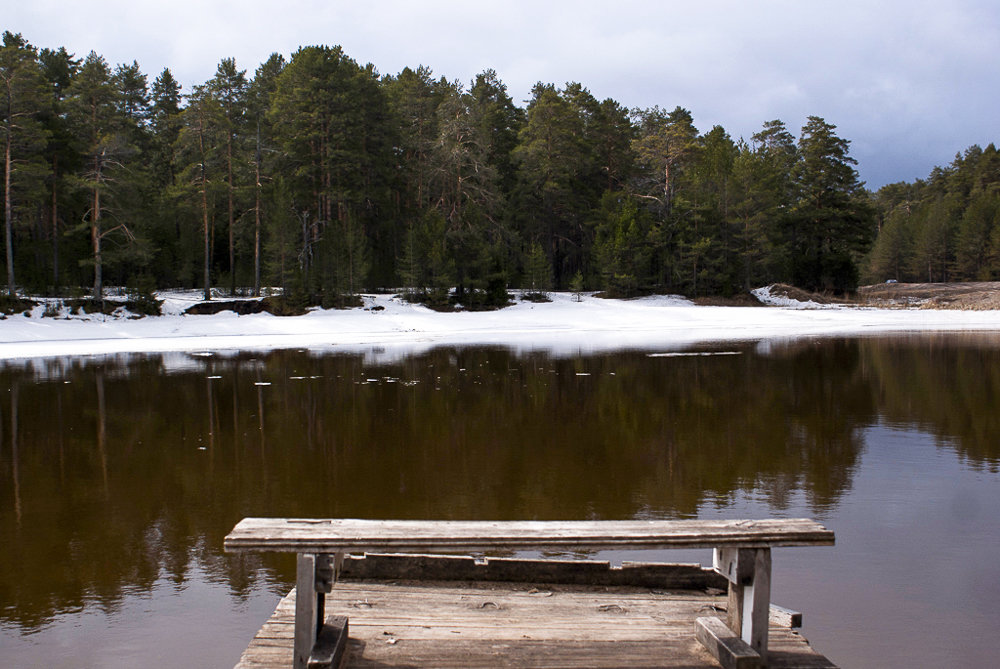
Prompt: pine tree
<box><xmin>511</xmin><ymin>83</ymin><xmax>590</xmax><ymax>286</ymax></box>
<box><xmin>67</xmin><ymin>51</ymin><xmax>128</xmax><ymax>300</ymax></box>
<box><xmin>522</xmin><ymin>239</ymin><xmax>552</xmax><ymax>294</ymax></box>
<box><xmin>955</xmin><ymin>192</ymin><xmax>998</xmax><ymax>280</ymax></box>
<box><xmin>247</xmin><ymin>53</ymin><xmax>285</xmax><ymax>296</ymax></box>
<box><xmin>593</xmin><ymin>193</ymin><xmax>650</xmax><ymax>297</ymax></box>
<box><xmin>470</xmin><ymin>69</ymin><xmax>523</xmax><ymax>197</ymax></box>
<box><xmin>631</xmin><ymin>106</ymin><xmax>699</xmax><ymax>215</ymax></box>
<box><xmin>329</xmin><ymin>211</ymin><xmax>369</xmax><ymax>301</ymax></box>
<box><xmin>149</xmin><ymin>68</ymin><xmax>181</xmax><ymax>187</ymax></box>
<box><xmin>37</xmin><ymin>46</ymin><xmax>80</xmax><ymax>292</ymax></box>
<box><xmin>270</xmin><ymin>46</ymin><xmax>393</xmax><ymax>298</ymax></box>
<box><xmin>385</xmin><ymin>66</ymin><xmax>445</xmax><ymax>214</ymax></box>
<box><xmin>1</xmin><ymin>32</ymin><xmax>49</xmax><ymax>297</ymax></box>
<box><xmin>108</xmin><ymin>60</ymin><xmax>156</xmax><ymax>288</ymax></box>
<box><xmin>175</xmin><ymin>84</ymin><xmax>223</xmax><ymax>299</ymax></box>
<box><xmin>787</xmin><ymin>116</ymin><xmax>874</xmax><ymax>292</ymax></box>
<box><xmin>209</xmin><ymin>58</ymin><xmax>248</xmax><ymax>295</ymax></box>
<box><xmin>739</xmin><ymin>119</ymin><xmax>797</xmax><ymax>288</ymax></box>
<box><xmin>865</xmin><ymin>207</ymin><xmax>911</xmax><ymax>282</ymax></box>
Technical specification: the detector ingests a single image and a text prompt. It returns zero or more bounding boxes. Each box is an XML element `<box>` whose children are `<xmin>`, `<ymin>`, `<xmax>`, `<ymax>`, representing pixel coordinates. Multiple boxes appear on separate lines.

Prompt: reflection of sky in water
<box><xmin>708</xmin><ymin>424</ymin><xmax>1000</xmax><ymax>668</ymax></box>
<box><xmin>589</xmin><ymin>424</ymin><xmax>1000</xmax><ymax>668</ymax></box>
<box><xmin>1</xmin><ymin>562</ymin><xmax>281</xmax><ymax>669</ymax></box>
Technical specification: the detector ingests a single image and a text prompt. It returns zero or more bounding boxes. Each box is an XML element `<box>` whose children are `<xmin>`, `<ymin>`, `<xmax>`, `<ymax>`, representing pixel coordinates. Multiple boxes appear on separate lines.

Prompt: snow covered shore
<box><xmin>2</xmin><ymin>289</ymin><xmax>999</xmax><ymax>361</ymax></box>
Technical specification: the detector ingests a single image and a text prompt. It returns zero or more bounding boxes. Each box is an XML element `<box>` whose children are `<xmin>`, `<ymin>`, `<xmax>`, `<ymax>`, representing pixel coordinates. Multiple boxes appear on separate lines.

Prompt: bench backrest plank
<box><xmin>224</xmin><ymin>518</ymin><xmax>834</xmax><ymax>554</ymax></box>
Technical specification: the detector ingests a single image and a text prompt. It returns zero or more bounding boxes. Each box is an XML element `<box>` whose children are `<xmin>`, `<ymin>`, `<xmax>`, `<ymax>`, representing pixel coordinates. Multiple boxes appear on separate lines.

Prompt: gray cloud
<box><xmin>8</xmin><ymin>0</ymin><xmax>999</xmax><ymax>187</ymax></box>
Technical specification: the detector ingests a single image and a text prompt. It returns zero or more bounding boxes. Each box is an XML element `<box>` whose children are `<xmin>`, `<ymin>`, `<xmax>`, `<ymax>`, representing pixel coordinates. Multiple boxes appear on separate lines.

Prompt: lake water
<box><xmin>2</xmin><ymin>334</ymin><xmax>999</xmax><ymax>667</ymax></box>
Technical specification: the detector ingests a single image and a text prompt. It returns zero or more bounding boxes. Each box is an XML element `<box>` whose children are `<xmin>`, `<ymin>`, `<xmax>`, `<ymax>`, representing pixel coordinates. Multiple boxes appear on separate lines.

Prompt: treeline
<box><xmin>2</xmin><ymin>31</ymin><xmax>877</xmax><ymax>308</ymax></box>
<box><xmin>868</xmin><ymin>144</ymin><xmax>1000</xmax><ymax>283</ymax></box>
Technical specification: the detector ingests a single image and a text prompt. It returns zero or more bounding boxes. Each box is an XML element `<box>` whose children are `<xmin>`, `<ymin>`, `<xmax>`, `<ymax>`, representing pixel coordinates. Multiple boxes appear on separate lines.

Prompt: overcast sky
<box><xmin>8</xmin><ymin>0</ymin><xmax>999</xmax><ymax>188</ymax></box>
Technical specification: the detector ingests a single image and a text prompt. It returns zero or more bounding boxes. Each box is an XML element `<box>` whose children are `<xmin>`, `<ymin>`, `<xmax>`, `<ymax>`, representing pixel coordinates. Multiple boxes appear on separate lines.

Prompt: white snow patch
<box><xmin>750</xmin><ymin>285</ymin><xmax>835</xmax><ymax>309</ymax></box>
<box><xmin>0</xmin><ymin>289</ymin><xmax>999</xmax><ymax>362</ymax></box>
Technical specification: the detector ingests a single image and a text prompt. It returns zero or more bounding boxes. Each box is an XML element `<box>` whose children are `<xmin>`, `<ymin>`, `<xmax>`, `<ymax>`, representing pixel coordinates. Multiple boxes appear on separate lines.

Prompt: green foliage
<box><xmin>208</xmin><ymin>57</ymin><xmax>249</xmax><ymax>296</ymax></box>
<box><xmin>955</xmin><ymin>191</ymin><xmax>998</xmax><ymax>280</ymax></box>
<box><xmin>511</xmin><ymin>83</ymin><xmax>597</xmax><ymax>287</ymax></box>
<box><xmin>522</xmin><ymin>240</ymin><xmax>552</xmax><ymax>293</ymax></box>
<box><xmin>470</xmin><ymin>69</ymin><xmax>523</xmax><ymax>196</ymax></box>
<box><xmin>65</xmin><ymin>50</ymin><xmax>145</xmax><ymax>299</ymax></box>
<box><xmin>569</xmin><ymin>270</ymin><xmax>585</xmax><ymax>301</ymax></box>
<box><xmin>2</xmin><ymin>31</ymin><xmax>51</xmax><ymax>296</ymax></box>
<box><xmin>781</xmin><ymin>117</ymin><xmax>874</xmax><ymax>292</ymax></box>
<box><xmin>865</xmin><ymin>207</ymin><xmax>911</xmax><ymax>282</ymax></box>
<box><xmin>7</xmin><ymin>30</ymin><xmax>962</xmax><ymax>307</ymax></box>
<box><xmin>867</xmin><ymin>143</ymin><xmax>1000</xmax><ymax>284</ymax></box>
<box><xmin>631</xmin><ymin>106</ymin><xmax>699</xmax><ymax>215</ymax></box>
<box><xmin>322</xmin><ymin>211</ymin><xmax>369</xmax><ymax>299</ymax></box>
<box><xmin>592</xmin><ymin>193</ymin><xmax>650</xmax><ymax>297</ymax></box>
<box><xmin>125</xmin><ymin>274</ymin><xmax>162</xmax><ymax>316</ymax></box>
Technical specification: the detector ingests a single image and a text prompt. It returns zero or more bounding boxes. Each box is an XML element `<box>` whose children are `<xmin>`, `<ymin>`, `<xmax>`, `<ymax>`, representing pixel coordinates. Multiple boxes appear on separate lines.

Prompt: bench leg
<box><xmin>294</xmin><ymin>552</ymin><xmax>343</xmax><ymax>669</ymax></box>
<box><xmin>714</xmin><ymin>547</ymin><xmax>772</xmax><ymax>660</ymax></box>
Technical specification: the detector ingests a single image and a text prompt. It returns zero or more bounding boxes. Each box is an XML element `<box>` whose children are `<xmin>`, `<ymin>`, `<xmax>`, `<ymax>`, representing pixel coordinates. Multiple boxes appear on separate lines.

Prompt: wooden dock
<box><xmin>233</xmin><ymin>554</ymin><xmax>837</xmax><ymax>668</ymax></box>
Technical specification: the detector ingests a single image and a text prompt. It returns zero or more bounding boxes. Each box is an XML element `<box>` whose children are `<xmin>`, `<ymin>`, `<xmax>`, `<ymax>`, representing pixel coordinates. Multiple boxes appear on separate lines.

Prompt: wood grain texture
<box><xmin>233</xmin><ymin>564</ymin><xmax>838</xmax><ymax>668</ymax></box>
<box><xmin>293</xmin><ymin>553</ymin><xmax>317</xmax><ymax>669</ymax></box>
<box><xmin>769</xmin><ymin>604</ymin><xmax>803</xmax><ymax>629</ymax></box>
<box><xmin>695</xmin><ymin>616</ymin><xmax>761</xmax><ymax>669</ymax></box>
<box><xmin>225</xmin><ymin>518</ymin><xmax>834</xmax><ymax>554</ymax></box>
<box><xmin>743</xmin><ymin>548</ymin><xmax>772</xmax><ymax>657</ymax></box>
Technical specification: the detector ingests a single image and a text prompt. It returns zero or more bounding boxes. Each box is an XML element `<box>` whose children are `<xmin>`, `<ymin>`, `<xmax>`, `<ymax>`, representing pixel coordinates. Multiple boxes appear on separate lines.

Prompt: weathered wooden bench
<box><xmin>225</xmin><ymin>517</ymin><xmax>834</xmax><ymax>669</ymax></box>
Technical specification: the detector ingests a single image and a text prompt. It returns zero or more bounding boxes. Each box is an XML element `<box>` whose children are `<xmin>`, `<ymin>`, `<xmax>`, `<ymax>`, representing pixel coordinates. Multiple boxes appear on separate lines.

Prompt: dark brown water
<box><xmin>2</xmin><ymin>334</ymin><xmax>999</xmax><ymax>667</ymax></box>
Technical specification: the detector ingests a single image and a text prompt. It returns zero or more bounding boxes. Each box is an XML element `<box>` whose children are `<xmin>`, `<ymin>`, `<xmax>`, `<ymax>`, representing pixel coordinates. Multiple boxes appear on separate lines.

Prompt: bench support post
<box><xmin>294</xmin><ymin>552</ymin><xmax>343</xmax><ymax>669</ymax></box>
<box><xmin>714</xmin><ymin>547</ymin><xmax>772</xmax><ymax>660</ymax></box>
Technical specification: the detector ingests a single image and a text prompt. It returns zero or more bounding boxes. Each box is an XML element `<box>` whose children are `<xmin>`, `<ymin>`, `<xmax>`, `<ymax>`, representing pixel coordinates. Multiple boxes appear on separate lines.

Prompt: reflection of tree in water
<box><xmin>858</xmin><ymin>333</ymin><xmax>1000</xmax><ymax>471</ymax></box>
<box><xmin>2</xmin><ymin>336</ymin><xmax>996</xmax><ymax>630</ymax></box>
<box><xmin>0</xmin><ymin>357</ymin><xmax>276</xmax><ymax>631</ymax></box>
<box><xmin>753</xmin><ymin>341</ymin><xmax>873</xmax><ymax>511</ymax></box>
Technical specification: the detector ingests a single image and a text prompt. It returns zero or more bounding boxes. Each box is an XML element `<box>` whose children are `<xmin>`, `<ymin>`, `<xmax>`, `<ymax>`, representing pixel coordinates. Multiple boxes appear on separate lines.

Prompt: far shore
<box><xmin>2</xmin><ymin>285</ymin><xmax>1000</xmax><ymax>363</ymax></box>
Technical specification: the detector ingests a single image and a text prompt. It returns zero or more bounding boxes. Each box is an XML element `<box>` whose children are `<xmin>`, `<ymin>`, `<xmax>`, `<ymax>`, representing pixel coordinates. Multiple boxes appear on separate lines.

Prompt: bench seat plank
<box><xmin>224</xmin><ymin>518</ymin><xmax>833</xmax><ymax>554</ymax></box>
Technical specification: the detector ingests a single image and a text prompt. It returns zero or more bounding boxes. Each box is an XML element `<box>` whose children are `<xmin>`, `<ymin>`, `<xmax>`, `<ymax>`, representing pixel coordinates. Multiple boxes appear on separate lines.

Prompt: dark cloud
<box><xmin>8</xmin><ymin>0</ymin><xmax>998</xmax><ymax>188</ymax></box>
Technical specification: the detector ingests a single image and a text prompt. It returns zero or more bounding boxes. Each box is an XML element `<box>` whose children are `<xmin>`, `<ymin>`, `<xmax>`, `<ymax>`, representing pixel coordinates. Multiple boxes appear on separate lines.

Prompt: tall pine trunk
<box><xmin>51</xmin><ymin>153</ymin><xmax>59</xmax><ymax>292</ymax></box>
<box><xmin>202</xmin><ymin>168</ymin><xmax>210</xmax><ymax>301</ymax></box>
<box><xmin>253</xmin><ymin>122</ymin><xmax>261</xmax><ymax>296</ymax></box>
<box><xmin>4</xmin><ymin>125</ymin><xmax>14</xmax><ymax>297</ymax></box>
<box><xmin>91</xmin><ymin>152</ymin><xmax>102</xmax><ymax>301</ymax></box>
<box><xmin>227</xmin><ymin>131</ymin><xmax>235</xmax><ymax>295</ymax></box>
<box><xmin>198</xmin><ymin>115</ymin><xmax>211</xmax><ymax>301</ymax></box>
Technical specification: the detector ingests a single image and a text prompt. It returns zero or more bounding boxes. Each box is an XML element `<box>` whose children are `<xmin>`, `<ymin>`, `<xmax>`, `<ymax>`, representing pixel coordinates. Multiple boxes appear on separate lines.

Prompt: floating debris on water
<box><xmin>647</xmin><ymin>351</ymin><xmax>742</xmax><ymax>357</ymax></box>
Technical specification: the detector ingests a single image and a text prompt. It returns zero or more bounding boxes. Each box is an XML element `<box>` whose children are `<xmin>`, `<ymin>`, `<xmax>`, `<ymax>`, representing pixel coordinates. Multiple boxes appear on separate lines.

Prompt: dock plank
<box><xmin>235</xmin><ymin>579</ymin><xmax>836</xmax><ymax>668</ymax></box>
<box><xmin>225</xmin><ymin>518</ymin><xmax>835</xmax><ymax>554</ymax></box>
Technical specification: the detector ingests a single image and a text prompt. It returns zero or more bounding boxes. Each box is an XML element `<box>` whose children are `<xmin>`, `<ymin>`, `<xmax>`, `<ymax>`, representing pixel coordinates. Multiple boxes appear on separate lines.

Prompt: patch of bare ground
<box><xmin>692</xmin><ymin>293</ymin><xmax>767</xmax><ymax>306</ymax></box>
<box><xmin>765</xmin><ymin>283</ymin><xmax>855</xmax><ymax>305</ymax></box>
<box><xmin>857</xmin><ymin>282</ymin><xmax>1000</xmax><ymax>310</ymax></box>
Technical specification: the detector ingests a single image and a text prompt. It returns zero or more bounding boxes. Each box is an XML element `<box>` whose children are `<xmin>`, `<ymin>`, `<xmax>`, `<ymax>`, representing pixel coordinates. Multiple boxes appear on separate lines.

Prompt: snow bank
<box><xmin>1</xmin><ymin>290</ymin><xmax>999</xmax><ymax>362</ymax></box>
<box><xmin>751</xmin><ymin>285</ymin><xmax>833</xmax><ymax>309</ymax></box>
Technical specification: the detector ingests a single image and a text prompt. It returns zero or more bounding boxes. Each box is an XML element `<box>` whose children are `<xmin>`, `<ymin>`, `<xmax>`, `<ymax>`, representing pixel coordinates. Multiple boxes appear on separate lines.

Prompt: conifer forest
<box><xmin>3</xmin><ymin>31</ymin><xmax>999</xmax><ymax>308</ymax></box>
